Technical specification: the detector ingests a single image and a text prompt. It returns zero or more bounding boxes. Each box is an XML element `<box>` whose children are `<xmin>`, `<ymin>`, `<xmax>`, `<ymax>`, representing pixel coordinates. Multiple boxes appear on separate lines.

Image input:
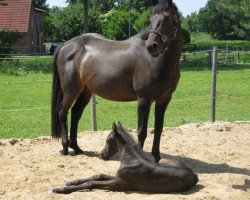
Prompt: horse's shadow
<box><xmin>66</xmin><ymin>150</ymin><xmax>250</xmax><ymax>194</ymax></box>
<box><xmin>69</xmin><ymin>150</ymin><xmax>250</xmax><ymax>177</ymax></box>
<box><xmin>67</xmin><ymin>150</ymin><xmax>100</xmax><ymax>158</ymax></box>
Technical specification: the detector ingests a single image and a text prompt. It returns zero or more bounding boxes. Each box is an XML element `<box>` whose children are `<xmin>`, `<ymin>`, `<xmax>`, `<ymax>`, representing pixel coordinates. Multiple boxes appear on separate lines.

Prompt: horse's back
<box><xmin>57</xmin><ymin>33</ymin><xmax>143</xmax><ymax>101</ymax></box>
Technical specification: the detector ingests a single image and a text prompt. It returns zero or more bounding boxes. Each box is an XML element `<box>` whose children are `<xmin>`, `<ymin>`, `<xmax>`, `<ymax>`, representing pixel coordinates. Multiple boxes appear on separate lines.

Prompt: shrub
<box><xmin>184</xmin><ymin>40</ymin><xmax>250</xmax><ymax>52</ymax></box>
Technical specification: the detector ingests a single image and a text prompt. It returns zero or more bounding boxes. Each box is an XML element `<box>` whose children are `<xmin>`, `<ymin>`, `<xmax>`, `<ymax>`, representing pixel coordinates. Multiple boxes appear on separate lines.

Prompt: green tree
<box><xmin>0</xmin><ymin>28</ymin><xmax>21</xmax><ymax>55</ymax></box>
<box><xmin>33</xmin><ymin>0</ymin><xmax>49</xmax><ymax>11</ymax></box>
<box><xmin>45</xmin><ymin>4</ymin><xmax>84</xmax><ymax>41</ymax></box>
<box><xmin>184</xmin><ymin>0</ymin><xmax>250</xmax><ymax>39</ymax></box>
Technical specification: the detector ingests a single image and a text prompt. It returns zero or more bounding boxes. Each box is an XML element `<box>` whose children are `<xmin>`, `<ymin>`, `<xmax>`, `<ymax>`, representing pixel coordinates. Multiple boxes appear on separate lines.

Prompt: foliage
<box><xmin>191</xmin><ymin>41</ymin><xmax>250</xmax><ymax>51</ymax></box>
<box><xmin>182</xmin><ymin>27</ymin><xmax>191</xmax><ymax>45</ymax></box>
<box><xmin>32</xmin><ymin>0</ymin><xmax>49</xmax><ymax>11</ymax></box>
<box><xmin>44</xmin><ymin>4</ymin><xmax>84</xmax><ymax>42</ymax></box>
<box><xmin>0</xmin><ymin>28</ymin><xmax>21</xmax><ymax>55</ymax></box>
<box><xmin>182</xmin><ymin>0</ymin><xmax>250</xmax><ymax>40</ymax></box>
<box><xmin>46</xmin><ymin>1</ymin><xmax>152</xmax><ymax>41</ymax></box>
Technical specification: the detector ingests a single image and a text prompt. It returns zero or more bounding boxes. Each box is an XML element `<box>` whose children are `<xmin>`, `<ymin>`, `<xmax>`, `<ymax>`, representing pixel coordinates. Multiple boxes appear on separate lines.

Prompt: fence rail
<box><xmin>0</xmin><ymin>47</ymin><xmax>249</xmax><ymax>135</ymax></box>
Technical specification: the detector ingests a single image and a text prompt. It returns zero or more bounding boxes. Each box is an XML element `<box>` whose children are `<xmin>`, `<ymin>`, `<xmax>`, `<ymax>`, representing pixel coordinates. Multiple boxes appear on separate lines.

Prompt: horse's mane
<box><xmin>118</xmin><ymin>125</ymin><xmax>152</xmax><ymax>162</ymax></box>
<box><xmin>153</xmin><ymin>0</ymin><xmax>178</xmax><ymax>15</ymax></box>
<box><xmin>139</xmin><ymin>26</ymin><xmax>151</xmax><ymax>40</ymax></box>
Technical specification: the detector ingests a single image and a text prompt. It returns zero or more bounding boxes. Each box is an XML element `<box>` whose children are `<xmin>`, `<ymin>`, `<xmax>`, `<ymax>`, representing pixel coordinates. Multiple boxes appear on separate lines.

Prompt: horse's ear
<box><xmin>117</xmin><ymin>122</ymin><xmax>123</xmax><ymax>129</ymax></box>
<box><xmin>112</xmin><ymin>123</ymin><xmax>118</xmax><ymax>133</ymax></box>
<box><xmin>151</xmin><ymin>0</ymin><xmax>158</xmax><ymax>6</ymax></box>
<box><xmin>168</xmin><ymin>0</ymin><xmax>173</xmax><ymax>6</ymax></box>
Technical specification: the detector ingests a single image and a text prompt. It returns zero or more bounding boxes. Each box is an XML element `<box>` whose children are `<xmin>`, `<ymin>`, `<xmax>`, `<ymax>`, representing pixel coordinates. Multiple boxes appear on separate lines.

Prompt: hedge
<box><xmin>183</xmin><ymin>40</ymin><xmax>250</xmax><ymax>52</ymax></box>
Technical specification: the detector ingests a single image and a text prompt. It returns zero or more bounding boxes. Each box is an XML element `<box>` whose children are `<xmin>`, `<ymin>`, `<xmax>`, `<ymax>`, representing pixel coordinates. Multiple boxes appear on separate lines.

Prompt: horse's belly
<box><xmin>86</xmin><ymin>77</ymin><xmax>137</xmax><ymax>102</ymax></box>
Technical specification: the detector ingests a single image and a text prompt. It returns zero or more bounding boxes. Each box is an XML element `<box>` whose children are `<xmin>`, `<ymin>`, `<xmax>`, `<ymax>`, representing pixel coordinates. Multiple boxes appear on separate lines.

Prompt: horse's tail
<box><xmin>51</xmin><ymin>44</ymin><xmax>64</xmax><ymax>138</ymax></box>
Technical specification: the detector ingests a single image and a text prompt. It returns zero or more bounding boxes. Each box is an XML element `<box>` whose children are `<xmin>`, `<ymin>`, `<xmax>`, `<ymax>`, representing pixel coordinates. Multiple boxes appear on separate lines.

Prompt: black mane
<box><xmin>117</xmin><ymin>126</ymin><xmax>152</xmax><ymax>162</ymax></box>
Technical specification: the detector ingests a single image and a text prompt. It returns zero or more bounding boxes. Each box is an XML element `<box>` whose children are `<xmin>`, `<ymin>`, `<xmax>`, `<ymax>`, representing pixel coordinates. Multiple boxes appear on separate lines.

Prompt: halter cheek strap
<box><xmin>149</xmin><ymin>14</ymin><xmax>178</xmax><ymax>45</ymax></box>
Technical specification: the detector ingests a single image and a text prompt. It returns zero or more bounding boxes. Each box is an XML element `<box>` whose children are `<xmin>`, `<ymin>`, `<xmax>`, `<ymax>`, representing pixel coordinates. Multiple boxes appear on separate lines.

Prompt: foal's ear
<box><xmin>151</xmin><ymin>0</ymin><xmax>158</xmax><ymax>6</ymax></box>
<box><xmin>112</xmin><ymin>123</ymin><xmax>118</xmax><ymax>133</ymax></box>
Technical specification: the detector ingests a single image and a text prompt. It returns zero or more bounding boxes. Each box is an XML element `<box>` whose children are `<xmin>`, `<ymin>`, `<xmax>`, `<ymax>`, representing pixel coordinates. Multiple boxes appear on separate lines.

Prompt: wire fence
<box><xmin>0</xmin><ymin>48</ymin><xmax>249</xmax><ymax>137</ymax></box>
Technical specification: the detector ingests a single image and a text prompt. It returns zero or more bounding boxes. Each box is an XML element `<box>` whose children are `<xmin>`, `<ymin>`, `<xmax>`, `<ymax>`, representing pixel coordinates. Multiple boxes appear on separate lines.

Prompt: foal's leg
<box><xmin>69</xmin><ymin>90</ymin><xmax>92</xmax><ymax>154</ymax></box>
<box><xmin>137</xmin><ymin>97</ymin><xmax>151</xmax><ymax>148</ymax></box>
<box><xmin>66</xmin><ymin>174</ymin><xmax>115</xmax><ymax>186</ymax></box>
<box><xmin>152</xmin><ymin>95</ymin><xmax>172</xmax><ymax>162</ymax></box>
<box><xmin>53</xmin><ymin>177</ymin><xmax>127</xmax><ymax>194</ymax></box>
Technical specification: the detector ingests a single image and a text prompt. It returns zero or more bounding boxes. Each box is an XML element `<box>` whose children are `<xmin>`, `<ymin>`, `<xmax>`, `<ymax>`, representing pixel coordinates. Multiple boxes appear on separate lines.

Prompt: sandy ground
<box><xmin>0</xmin><ymin>122</ymin><xmax>249</xmax><ymax>200</ymax></box>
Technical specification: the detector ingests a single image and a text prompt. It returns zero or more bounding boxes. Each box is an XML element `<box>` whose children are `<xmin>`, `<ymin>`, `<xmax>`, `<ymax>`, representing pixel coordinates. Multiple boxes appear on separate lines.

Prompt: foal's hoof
<box><xmin>52</xmin><ymin>187</ymin><xmax>70</xmax><ymax>194</ymax></box>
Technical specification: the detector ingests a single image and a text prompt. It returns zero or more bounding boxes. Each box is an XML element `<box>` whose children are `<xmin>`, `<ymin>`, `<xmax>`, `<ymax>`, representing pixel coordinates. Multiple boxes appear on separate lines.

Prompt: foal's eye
<box><xmin>156</xmin><ymin>20</ymin><xmax>161</xmax><ymax>29</ymax></box>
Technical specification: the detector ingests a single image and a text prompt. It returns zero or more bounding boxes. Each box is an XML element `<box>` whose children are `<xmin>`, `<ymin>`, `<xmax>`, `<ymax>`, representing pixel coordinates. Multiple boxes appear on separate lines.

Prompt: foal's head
<box><xmin>146</xmin><ymin>0</ymin><xmax>180</xmax><ymax>57</ymax></box>
<box><xmin>101</xmin><ymin>122</ymin><xmax>134</xmax><ymax>160</ymax></box>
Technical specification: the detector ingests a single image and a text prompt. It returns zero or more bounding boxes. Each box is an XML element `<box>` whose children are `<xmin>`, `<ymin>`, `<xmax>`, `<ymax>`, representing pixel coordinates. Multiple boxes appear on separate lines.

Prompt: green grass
<box><xmin>0</xmin><ymin>63</ymin><xmax>249</xmax><ymax>139</ymax></box>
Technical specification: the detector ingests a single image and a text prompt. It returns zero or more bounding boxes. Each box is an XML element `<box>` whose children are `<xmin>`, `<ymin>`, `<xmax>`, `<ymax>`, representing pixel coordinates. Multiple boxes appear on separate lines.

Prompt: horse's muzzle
<box><xmin>146</xmin><ymin>42</ymin><xmax>162</xmax><ymax>57</ymax></box>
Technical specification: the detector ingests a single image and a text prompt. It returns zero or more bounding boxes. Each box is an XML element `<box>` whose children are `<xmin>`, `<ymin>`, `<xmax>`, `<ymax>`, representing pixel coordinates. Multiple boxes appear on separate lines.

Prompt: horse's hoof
<box><xmin>74</xmin><ymin>147</ymin><xmax>84</xmax><ymax>155</ymax></box>
<box><xmin>59</xmin><ymin>149</ymin><xmax>68</xmax><ymax>156</ymax></box>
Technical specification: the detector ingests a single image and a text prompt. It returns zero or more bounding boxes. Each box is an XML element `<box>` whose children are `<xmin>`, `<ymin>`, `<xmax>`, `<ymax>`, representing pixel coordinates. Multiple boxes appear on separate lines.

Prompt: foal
<box><xmin>53</xmin><ymin>123</ymin><xmax>198</xmax><ymax>194</ymax></box>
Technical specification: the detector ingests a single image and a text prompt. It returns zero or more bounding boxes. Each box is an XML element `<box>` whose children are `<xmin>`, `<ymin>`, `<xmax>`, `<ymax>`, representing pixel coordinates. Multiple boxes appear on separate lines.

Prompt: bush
<box><xmin>0</xmin><ymin>28</ymin><xmax>21</xmax><ymax>56</ymax></box>
<box><xmin>182</xmin><ymin>28</ymin><xmax>191</xmax><ymax>45</ymax></box>
<box><xmin>196</xmin><ymin>41</ymin><xmax>250</xmax><ymax>51</ymax></box>
<box><xmin>184</xmin><ymin>40</ymin><xmax>250</xmax><ymax>52</ymax></box>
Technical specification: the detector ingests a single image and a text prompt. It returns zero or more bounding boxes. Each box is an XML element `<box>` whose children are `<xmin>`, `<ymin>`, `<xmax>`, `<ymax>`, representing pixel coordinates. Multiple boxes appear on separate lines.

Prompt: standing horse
<box><xmin>51</xmin><ymin>0</ymin><xmax>182</xmax><ymax>162</ymax></box>
<box><xmin>52</xmin><ymin>123</ymin><xmax>198</xmax><ymax>194</ymax></box>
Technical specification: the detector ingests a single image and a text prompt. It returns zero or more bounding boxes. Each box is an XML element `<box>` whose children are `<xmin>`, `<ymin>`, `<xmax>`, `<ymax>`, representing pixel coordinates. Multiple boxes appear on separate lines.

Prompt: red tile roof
<box><xmin>0</xmin><ymin>0</ymin><xmax>32</xmax><ymax>33</ymax></box>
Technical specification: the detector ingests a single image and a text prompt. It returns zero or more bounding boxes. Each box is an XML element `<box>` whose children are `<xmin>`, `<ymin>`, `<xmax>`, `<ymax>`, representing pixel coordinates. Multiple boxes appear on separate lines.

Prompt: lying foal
<box><xmin>53</xmin><ymin>123</ymin><xmax>198</xmax><ymax>194</ymax></box>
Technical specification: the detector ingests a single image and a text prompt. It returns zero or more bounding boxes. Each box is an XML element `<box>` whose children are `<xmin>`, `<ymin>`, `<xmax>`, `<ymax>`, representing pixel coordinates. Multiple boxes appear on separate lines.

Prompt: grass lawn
<box><xmin>0</xmin><ymin>63</ymin><xmax>249</xmax><ymax>139</ymax></box>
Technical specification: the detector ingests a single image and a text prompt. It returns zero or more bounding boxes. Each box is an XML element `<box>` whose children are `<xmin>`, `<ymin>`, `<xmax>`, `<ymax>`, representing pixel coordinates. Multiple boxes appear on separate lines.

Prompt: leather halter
<box><xmin>149</xmin><ymin>14</ymin><xmax>178</xmax><ymax>53</ymax></box>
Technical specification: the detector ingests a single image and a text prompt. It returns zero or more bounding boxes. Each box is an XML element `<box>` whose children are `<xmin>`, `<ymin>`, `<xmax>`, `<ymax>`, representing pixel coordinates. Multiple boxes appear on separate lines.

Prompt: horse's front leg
<box><xmin>152</xmin><ymin>95</ymin><xmax>172</xmax><ymax>162</ymax></box>
<box><xmin>137</xmin><ymin>97</ymin><xmax>151</xmax><ymax>148</ymax></box>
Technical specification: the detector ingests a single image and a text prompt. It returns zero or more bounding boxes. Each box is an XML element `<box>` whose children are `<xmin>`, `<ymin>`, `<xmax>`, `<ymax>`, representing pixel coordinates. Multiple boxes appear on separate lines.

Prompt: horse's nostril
<box><xmin>152</xmin><ymin>42</ymin><xmax>158</xmax><ymax>49</ymax></box>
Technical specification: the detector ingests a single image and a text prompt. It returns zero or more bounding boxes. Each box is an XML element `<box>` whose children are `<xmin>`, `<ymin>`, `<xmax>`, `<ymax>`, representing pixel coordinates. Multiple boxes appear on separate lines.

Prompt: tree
<box><xmin>45</xmin><ymin>4</ymin><xmax>84</xmax><ymax>41</ymax></box>
<box><xmin>0</xmin><ymin>28</ymin><xmax>21</xmax><ymax>55</ymax></box>
<box><xmin>32</xmin><ymin>0</ymin><xmax>49</xmax><ymax>11</ymax></box>
<box><xmin>183</xmin><ymin>0</ymin><xmax>250</xmax><ymax>40</ymax></box>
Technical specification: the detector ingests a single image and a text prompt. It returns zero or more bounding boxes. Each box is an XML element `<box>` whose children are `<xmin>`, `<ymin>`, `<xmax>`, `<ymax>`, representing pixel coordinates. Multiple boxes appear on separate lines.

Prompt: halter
<box><xmin>149</xmin><ymin>14</ymin><xmax>178</xmax><ymax>54</ymax></box>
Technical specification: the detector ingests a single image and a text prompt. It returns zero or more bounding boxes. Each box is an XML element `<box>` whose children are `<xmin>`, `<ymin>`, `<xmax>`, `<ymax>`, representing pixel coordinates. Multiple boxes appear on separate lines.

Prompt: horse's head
<box><xmin>100</xmin><ymin>122</ymin><xmax>127</xmax><ymax>160</ymax></box>
<box><xmin>146</xmin><ymin>0</ymin><xmax>179</xmax><ymax>57</ymax></box>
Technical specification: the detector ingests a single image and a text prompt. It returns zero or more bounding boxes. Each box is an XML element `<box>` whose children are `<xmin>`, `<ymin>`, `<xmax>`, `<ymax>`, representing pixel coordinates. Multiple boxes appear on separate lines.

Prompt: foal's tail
<box><xmin>51</xmin><ymin>44</ymin><xmax>64</xmax><ymax>138</ymax></box>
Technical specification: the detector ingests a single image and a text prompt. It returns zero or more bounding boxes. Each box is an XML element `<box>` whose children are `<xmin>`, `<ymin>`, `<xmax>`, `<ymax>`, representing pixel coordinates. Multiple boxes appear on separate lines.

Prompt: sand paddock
<box><xmin>0</xmin><ymin>122</ymin><xmax>249</xmax><ymax>199</ymax></box>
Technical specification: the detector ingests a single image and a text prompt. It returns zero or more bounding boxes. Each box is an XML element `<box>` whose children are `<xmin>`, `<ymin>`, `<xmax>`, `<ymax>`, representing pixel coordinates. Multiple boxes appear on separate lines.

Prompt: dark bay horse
<box><xmin>52</xmin><ymin>123</ymin><xmax>198</xmax><ymax>194</ymax></box>
<box><xmin>51</xmin><ymin>0</ymin><xmax>182</xmax><ymax>161</ymax></box>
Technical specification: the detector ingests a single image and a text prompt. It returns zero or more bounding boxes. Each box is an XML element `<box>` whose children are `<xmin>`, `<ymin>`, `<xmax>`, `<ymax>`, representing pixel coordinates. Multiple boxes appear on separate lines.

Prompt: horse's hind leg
<box><xmin>53</xmin><ymin>178</ymin><xmax>128</xmax><ymax>194</ymax></box>
<box><xmin>59</xmin><ymin>93</ymin><xmax>79</xmax><ymax>155</ymax></box>
<box><xmin>69</xmin><ymin>90</ymin><xmax>92</xmax><ymax>154</ymax></box>
<box><xmin>66</xmin><ymin>174</ymin><xmax>115</xmax><ymax>186</ymax></box>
